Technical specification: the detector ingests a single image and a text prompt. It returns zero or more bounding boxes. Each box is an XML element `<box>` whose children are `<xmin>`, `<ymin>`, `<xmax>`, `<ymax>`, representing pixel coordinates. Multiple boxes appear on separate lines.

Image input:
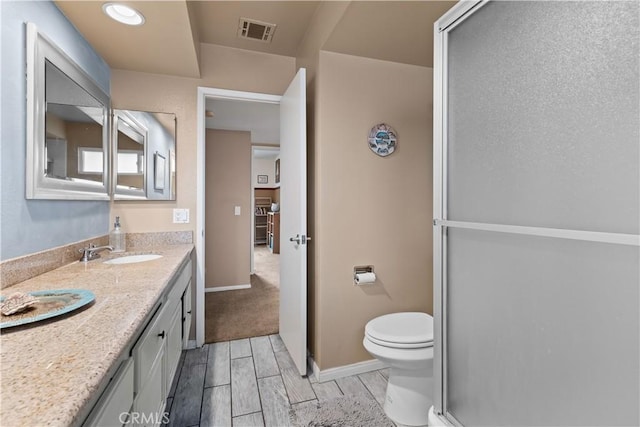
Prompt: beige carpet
<box><xmin>205</xmin><ymin>246</ymin><xmax>279</xmax><ymax>343</ymax></box>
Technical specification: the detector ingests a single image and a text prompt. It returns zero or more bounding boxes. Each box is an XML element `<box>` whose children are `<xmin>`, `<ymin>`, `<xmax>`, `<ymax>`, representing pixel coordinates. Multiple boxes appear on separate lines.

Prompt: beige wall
<box><xmin>110</xmin><ymin>44</ymin><xmax>295</xmax><ymax>342</ymax></box>
<box><xmin>46</xmin><ymin>113</ymin><xmax>67</xmax><ymax>139</ymax></box>
<box><xmin>205</xmin><ymin>129</ymin><xmax>251</xmax><ymax>288</ymax></box>
<box><xmin>296</xmin><ymin>2</ymin><xmax>351</xmax><ymax>364</ymax></box>
<box><xmin>111</xmin><ymin>37</ymin><xmax>434</xmax><ymax>370</ymax></box>
<box><xmin>313</xmin><ymin>51</ymin><xmax>433</xmax><ymax>370</ymax></box>
<box><xmin>296</xmin><ymin>2</ymin><xmax>350</xmax><ymax>85</ymax></box>
<box><xmin>110</xmin><ymin>43</ymin><xmax>296</xmax><ymax>233</ymax></box>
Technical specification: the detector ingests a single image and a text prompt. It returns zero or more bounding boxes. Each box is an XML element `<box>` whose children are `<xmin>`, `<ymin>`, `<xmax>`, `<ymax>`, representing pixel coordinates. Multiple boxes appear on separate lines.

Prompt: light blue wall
<box><xmin>1</xmin><ymin>1</ymin><xmax>111</xmax><ymax>261</ymax></box>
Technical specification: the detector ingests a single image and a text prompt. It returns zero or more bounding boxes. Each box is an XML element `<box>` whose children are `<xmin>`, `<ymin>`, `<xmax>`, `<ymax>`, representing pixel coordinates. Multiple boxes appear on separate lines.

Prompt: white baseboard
<box><xmin>309</xmin><ymin>356</ymin><xmax>386</xmax><ymax>382</ymax></box>
<box><xmin>205</xmin><ymin>284</ymin><xmax>251</xmax><ymax>293</ymax></box>
<box><xmin>185</xmin><ymin>340</ymin><xmax>197</xmax><ymax>350</ymax></box>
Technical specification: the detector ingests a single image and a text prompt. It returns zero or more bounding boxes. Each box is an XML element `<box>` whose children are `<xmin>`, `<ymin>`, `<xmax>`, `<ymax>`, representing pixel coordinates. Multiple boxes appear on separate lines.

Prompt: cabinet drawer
<box><xmin>84</xmin><ymin>358</ymin><xmax>134</xmax><ymax>427</ymax></box>
<box><xmin>132</xmin><ymin>307</ymin><xmax>168</xmax><ymax>391</ymax></box>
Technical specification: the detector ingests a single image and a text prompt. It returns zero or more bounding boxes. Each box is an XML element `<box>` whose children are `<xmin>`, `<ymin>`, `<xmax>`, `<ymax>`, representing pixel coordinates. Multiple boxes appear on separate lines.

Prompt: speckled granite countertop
<box><xmin>0</xmin><ymin>244</ymin><xmax>193</xmax><ymax>427</ymax></box>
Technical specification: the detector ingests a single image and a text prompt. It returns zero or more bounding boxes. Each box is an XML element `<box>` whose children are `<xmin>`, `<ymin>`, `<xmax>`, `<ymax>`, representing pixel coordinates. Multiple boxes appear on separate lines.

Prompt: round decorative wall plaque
<box><xmin>368</xmin><ymin>123</ymin><xmax>397</xmax><ymax>157</ymax></box>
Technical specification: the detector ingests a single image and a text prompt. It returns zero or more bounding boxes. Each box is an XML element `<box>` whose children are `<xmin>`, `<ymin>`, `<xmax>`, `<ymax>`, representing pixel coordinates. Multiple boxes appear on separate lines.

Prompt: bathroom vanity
<box><xmin>0</xmin><ymin>244</ymin><xmax>193</xmax><ymax>427</ymax></box>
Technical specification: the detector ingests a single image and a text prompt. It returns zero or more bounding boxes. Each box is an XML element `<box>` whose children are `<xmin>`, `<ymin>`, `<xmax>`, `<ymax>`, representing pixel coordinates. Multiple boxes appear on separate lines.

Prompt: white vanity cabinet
<box><xmin>83</xmin><ymin>358</ymin><xmax>134</xmax><ymax>427</ymax></box>
<box><xmin>132</xmin><ymin>258</ymin><xmax>192</xmax><ymax>426</ymax></box>
<box><xmin>165</xmin><ymin>301</ymin><xmax>183</xmax><ymax>393</ymax></box>
<box><xmin>182</xmin><ymin>281</ymin><xmax>192</xmax><ymax>348</ymax></box>
<box><xmin>163</xmin><ymin>259</ymin><xmax>191</xmax><ymax>394</ymax></box>
<box><xmin>83</xmin><ymin>258</ymin><xmax>192</xmax><ymax>427</ymax></box>
<box><xmin>131</xmin><ymin>302</ymin><xmax>169</xmax><ymax>424</ymax></box>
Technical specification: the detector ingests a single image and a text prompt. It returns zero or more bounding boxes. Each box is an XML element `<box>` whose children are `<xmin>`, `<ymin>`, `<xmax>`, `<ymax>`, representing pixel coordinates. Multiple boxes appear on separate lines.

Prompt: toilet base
<box><xmin>384</xmin><ymin>365</ymin><xmax>433</xmax><ymax>426</ymax></box>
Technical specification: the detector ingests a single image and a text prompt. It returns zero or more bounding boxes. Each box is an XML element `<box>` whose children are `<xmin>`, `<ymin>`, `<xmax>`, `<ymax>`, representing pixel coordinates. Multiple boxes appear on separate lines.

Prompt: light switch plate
<box><xmin>234</xmin><ymin>206</ymin><xmax>241</xmax><ymax>216</ymax></box>
<box><xmin>173</xmin><ymin>208</ymin><xmax>189</xmax><ymax>224</ymax></box>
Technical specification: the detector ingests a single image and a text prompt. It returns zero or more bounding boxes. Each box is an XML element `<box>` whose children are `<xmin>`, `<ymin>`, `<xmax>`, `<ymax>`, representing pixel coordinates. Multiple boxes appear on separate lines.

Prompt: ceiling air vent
<box><xmin>237</xmin><ymin>18</ymin><xmax>276</xmax><ymax>43</ymax></box>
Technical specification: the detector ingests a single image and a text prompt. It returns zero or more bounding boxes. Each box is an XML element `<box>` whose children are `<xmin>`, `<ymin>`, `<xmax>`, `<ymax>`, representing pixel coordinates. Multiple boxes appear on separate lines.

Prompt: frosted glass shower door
<box><xmin>433</xmin><ymin>1</ymin><xmax>639</xmax><ymax>426</ymax></box>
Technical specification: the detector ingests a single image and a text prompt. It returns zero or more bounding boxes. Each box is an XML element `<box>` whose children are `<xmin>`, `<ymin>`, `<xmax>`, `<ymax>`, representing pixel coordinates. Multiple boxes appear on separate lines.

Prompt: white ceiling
<box><xmin>54</xmin><ymin>1</ymin><xmax>458</xmax><ymax>78</ymax></box>
<box><xmin>53</xmin><ymin>1</ymin><xmax>457</xmax><ymax>155</ymax></box>
<box><xmin>192</xmin><ymin>1</ymin><xmax>321</xmax><ymax>58</ymax></box>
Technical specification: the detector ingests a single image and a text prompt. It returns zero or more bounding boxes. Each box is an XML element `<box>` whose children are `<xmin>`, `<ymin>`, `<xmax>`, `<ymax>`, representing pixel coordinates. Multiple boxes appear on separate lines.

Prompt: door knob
<box><xmin>289</xmin><ymin>234</ymin><xmax>311</xmax><ymax>245</ymax></box>
<box><xmin>289</xmin><ymin>235</ymin><xmax>301</xmax><ymax>244</ymax></box>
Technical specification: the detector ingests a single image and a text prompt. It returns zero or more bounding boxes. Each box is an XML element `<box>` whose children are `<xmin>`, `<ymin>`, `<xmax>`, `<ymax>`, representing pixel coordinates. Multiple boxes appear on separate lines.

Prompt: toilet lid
<box><xmin>365</xmin><ymin>312</ymin><xmax>433</xmax><ymax>347</ymax></box>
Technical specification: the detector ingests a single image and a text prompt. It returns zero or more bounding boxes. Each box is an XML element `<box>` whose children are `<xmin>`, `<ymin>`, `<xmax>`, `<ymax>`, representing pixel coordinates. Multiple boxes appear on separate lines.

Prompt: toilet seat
<box><xmin>365</xmin><ymin>312</ymin><xmax>433</xmax><ymax>349</ymax></box>
<box><xmin>365</xmin><ymin>333</ymin><xmax>432</xmax><ymax>349</ymax></box>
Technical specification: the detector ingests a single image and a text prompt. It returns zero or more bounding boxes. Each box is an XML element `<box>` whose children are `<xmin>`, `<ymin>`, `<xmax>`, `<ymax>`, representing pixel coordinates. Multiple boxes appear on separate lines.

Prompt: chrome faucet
<box><xmin>79</xmin><ymin>244</ymin><xmax>114</xmax><ymax>262</ymax></box>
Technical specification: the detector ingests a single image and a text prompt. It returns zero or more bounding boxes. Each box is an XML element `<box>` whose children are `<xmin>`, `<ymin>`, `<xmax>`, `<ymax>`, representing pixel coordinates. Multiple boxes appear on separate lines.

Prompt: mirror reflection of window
<box><xmin>117</xmin><ymin>151</ymin><xmax>144</xmax><ymax>175</ymax></box>
<box><xmin>78</xmin><ymin>148</ymin><xmax>103</xmax><ymax>174</ymax></box>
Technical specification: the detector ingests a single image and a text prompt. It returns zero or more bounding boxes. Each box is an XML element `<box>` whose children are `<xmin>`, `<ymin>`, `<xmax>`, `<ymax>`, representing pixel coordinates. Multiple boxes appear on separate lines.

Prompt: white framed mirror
<box><xmin>112</xmin><ymin>110</ymin><xmax>176</xmax><ymax>201</ymax></box>
<box><xmin>26</xmin><ymin>22</ymin><xmax>110</xmax><ymax>200</ymax></box>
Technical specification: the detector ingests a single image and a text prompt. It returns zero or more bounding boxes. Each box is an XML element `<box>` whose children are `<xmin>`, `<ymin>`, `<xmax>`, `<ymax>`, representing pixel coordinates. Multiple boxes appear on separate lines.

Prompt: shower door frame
<box><xmin>432</xmin><ymin>1</ymin><xmax>640</xmax><ymax>425</ymax></box>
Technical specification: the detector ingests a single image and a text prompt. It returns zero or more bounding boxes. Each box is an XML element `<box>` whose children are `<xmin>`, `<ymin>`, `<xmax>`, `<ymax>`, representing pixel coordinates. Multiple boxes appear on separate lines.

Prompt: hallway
<box><xmin>204</xmin><ymin>247</ymin><xmax>279</xmax><ymax>343</ymax></box>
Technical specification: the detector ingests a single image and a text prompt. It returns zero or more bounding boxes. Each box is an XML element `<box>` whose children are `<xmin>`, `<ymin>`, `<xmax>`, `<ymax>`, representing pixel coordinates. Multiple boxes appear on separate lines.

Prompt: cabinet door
<box><xmin>182</xmin><ymin>282</ymin><xmax>192</xmax><ymax>348</ymax></box>
<box><xmin>133</xmin><ymin>349</ymin><xmax>166</xmax><ymax>427</ymax></box>
<box><xmin>165</xmin><ymin>303</ymin><xmax>182</xmax><ymax>392</ymax></box>
<box><xmin>84</xmin><ymin>358</ymin><xmax>134</xmax><ymax>427</ymax></box>
<box><xmin>132</xmin><ymin>307</ymin><xmax>166</xmax><ymax>392</ymax></box>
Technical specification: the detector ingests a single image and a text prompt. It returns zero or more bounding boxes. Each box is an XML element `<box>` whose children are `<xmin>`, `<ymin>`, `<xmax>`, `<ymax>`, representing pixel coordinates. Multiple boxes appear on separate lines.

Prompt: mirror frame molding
<box><xmin>26</xmin><ymin>22</ymin><xmax>111</xmax><ymax>200</ymax></box>
<box><xmin>112</xmin><ymin>109</ymin><xmax>148</xmax><ymax>200</ymax></box>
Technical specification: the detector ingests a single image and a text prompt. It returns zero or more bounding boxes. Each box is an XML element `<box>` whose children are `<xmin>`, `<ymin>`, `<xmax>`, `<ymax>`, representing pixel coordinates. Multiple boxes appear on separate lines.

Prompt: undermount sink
<box><xmin>104</xmin><ymin>254</ymin><xmax>163</xmax><ymax>265</ymax></box>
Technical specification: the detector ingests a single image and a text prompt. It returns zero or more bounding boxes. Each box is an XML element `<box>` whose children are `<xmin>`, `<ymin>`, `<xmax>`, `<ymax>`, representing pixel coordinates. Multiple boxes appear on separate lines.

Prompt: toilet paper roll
<box><xmin>355</xmin><ymin>272</ymin><xmax>376</xmax><ymax>285</ymax></box>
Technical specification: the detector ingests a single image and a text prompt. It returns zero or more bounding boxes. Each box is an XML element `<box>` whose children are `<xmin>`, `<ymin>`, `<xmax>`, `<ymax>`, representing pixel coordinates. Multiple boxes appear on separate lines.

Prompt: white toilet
<box><xmin>363</xmin><ymin>312</ymin><xmax>434</xmax><ymax>426</ymax></box>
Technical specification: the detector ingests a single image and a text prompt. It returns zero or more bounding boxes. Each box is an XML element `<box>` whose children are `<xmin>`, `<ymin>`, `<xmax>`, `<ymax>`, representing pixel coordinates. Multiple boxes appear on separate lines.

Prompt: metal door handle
<box><xmin>289</xmin><ymin>234</ymin><xmax>311</xmax><ymax>245</ymax></box>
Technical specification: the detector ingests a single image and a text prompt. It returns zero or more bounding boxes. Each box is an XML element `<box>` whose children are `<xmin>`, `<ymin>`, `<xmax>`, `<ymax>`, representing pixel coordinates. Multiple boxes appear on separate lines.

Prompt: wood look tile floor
<box><xmin>164</xmin><ymin>334</ymin><xmax>396</xmax><ymax>427</ymax></box>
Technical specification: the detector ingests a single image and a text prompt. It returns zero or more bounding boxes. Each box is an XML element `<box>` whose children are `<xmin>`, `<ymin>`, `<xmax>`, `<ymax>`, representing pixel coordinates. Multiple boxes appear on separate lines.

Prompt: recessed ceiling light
<box><xmin>102</xmin><ymin>3</ymin><xmax>145</xmax><ymax>26</ymax></box>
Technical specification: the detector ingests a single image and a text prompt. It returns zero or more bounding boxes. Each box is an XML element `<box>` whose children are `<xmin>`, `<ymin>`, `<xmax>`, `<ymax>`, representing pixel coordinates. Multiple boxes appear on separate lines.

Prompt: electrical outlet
<box><xmin>173</xmin><ymin>208</ymin><xmax>189</xmax><ymax>224</ymax></box>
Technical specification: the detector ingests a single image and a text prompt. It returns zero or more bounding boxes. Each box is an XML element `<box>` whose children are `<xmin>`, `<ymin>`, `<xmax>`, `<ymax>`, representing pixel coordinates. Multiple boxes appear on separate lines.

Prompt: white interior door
<box><xmin>279</xmin><ymin>68</ymin><xmax>308</xmax><ymax>376</ymax></box>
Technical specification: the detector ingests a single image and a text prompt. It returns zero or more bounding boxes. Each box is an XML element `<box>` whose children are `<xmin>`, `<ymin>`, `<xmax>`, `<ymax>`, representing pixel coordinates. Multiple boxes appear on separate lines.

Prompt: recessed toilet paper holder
<box><xmin>354</xmin><ymin>265</ymin><xmax>375</xmax><ymax>284</ymax></box>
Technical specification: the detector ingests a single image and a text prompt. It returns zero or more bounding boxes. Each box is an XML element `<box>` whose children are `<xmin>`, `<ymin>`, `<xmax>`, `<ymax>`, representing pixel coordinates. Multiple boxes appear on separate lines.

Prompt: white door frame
<box><xmin>196</xmin><ymin>86</ymin><xmax>281</xmax><ymax>347</ymax></box>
